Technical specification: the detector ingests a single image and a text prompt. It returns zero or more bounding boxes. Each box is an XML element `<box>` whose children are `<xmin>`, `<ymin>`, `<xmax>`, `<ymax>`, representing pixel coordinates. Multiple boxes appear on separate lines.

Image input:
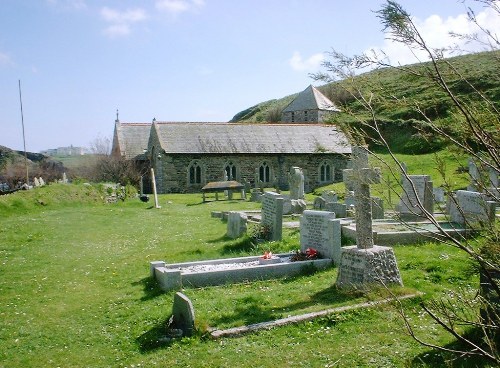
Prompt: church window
<box><xmin>188</xmin><ymin>161</ymin><xmax>202</xmax><ymax>185</ymax></box>
<box><xmin>224</xmin><ymin>162</ymin><xmax>237</xmax><ymax>180</ymax></box>
<box><xmin>319</xmin><ymin>161</ymin><xmax>333</xmax><ymax>183</ymax></box>
<box><xmin>259</xmin><ymin>162</ymin><xmax>271</xmax><ymax>183</ymax></box>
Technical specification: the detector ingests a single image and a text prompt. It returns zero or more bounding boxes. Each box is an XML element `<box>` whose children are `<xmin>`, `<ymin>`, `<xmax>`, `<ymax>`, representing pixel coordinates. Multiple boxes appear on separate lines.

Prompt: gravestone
<box><xmin>226</xmin><ymin>212</ymin><xmax>248</xmax><ymax>239</ymax></box>
<box><xmin>39</xmin><ymin>177</ymin><xmax>45</xmax><ymax>186</ymax></box>
<box><xmin>467</xmin><ymin>158</ymin><xmax>480</xmax><ymax>192</ymax></box>
<box><xmin>371</xmin><ymin>197</ymin><xmax>384</xmax><ymax>219</ymax></box>
<box><xmin>321</xmin><ymin>190</ymin><xmax>338</xmax><ymax>203</ymax></box>
<box><xmin>337</xmin><ymin>146</ymin><xmax>403</xmax><ymax>288</ymax></box>
<box><xmin>34</xmin><ymin>177</ymin><xmax>40</xmax><ymax>187</ymax></box>
<box><xmin>488</xmin><ymin>167</ymin><xmax>499</xmax><ymax>199</ymax></box>
<box><xmin>433</xmin><ymin>187</ymin><xmax>445</xmax><ymax>203</ymax></box>
<box><xmin>289</xmin><ymin>167</ymin><xmax>305</xmax><ymax>200</ymax></box>
<box><xmin>172</xmin><ymin>292</ymin><xmax>195</xmax><ymax>337</ymax></box>
<box><xmin>261</xmin><ymin>191</ymin><xmax>284</xmax><ymax>241</ymax></box>
<box><xmin>62</xmin><ymin>172</ymin><xmax>68</xmax><ymax>184</ymax></box>
<box><xmin>313</xmin><ymin>196</ymin><xmax>326</xmax><ymax>210</ymax></box>
<box><xmin>325</xmin><ymin>202</ymin><xmax>347</xmax><ymax>218</ymax></box>
<box><xmin>398</xmin><ymin>175</ymin><xmax>434</xmax><ymax>219</ymax></box>
<box><xmin>448</xmin><ymin>190</ymin><xmax>496</xmax><ymax>227</ymax></box>
<box><xmin>300</xmin><ymin>210</ymin><xmax>342</xmax><ymax>264</ymax></box>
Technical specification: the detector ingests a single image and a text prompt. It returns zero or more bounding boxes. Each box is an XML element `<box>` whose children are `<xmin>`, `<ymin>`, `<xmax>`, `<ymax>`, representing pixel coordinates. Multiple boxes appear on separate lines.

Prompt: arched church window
<box><xmin>259</xmin><ymin>162</ymin><xmax>271</xmax><ymax>183</ymax></box>
<box><xmin>188</xmin><ymin>161</ymin><xmax>202</xmax><ymax>185</ymax></box>
<box><xmin>319</xmin><ymin>160</ymin><xmax>333</xmax><ymax>183</ymax></box>
<box><xmin>224</xmin><ymin>161</ymin><xmax>237</xmax><ymax>181</ymax></box>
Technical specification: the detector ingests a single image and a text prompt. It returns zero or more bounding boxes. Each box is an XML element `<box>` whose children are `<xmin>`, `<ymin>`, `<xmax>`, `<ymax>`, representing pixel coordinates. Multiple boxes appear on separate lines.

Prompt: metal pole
<box><xmin>18</xmin><ymin>80</ymin><xmax>29</xmax><ymax>186</ymax></box>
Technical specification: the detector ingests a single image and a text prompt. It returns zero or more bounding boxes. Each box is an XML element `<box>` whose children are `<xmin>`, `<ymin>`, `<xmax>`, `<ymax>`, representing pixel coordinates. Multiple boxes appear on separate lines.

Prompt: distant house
<box><xmin>281</xmin><ymin>85</ymin><xmax>340</xmax><ymax>123</ymax></box>
<box><xmin>40</xmin><ymin>145</ymin><xmax>86</xmax><ymax>156</ymax></box>
<box><xmin>112</xmin><ymin>119</ymin><xmax>351</xmax><ymax>194</ymax></box>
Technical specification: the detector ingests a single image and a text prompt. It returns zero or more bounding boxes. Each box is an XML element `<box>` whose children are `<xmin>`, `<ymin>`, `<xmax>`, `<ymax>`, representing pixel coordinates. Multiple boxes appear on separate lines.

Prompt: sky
<box><xmin>1</xmin><ymin>0</ymin><xmax>498</xmax><ymax>153</ymax></box>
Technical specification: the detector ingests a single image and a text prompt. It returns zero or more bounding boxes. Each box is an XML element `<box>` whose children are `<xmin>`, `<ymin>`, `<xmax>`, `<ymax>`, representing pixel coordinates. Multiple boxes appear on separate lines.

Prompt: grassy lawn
<box><xmin>0</xmin><ymin>184</ymin><xmax>490</xmax><ymax>367</ymax></box>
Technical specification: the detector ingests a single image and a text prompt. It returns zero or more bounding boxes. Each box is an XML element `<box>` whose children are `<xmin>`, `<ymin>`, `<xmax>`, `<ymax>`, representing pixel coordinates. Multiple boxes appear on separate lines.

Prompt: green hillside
<box><xmin>231</xmin><ymin>51</ymin><xmax>500</xmax><ymax>153</ymax></box>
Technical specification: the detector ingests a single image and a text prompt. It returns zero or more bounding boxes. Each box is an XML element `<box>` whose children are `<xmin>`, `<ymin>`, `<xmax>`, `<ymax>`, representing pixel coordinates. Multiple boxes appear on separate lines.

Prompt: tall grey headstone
<box><xmin>300</xmin><ymin>210</ymin><xmax>342</xmax><ymax>264</ymax></box>
<box><xmin>399</xmin><ymin>175</ymin><xmax>433</xmax><ymax>219</ymax></box>
<box><xmin>289</xmin><ymin>166</ymin><xmax>305</xmax><ymax>200</ymax></box>
<box><xmin>226</xmin><ymin>212</ymin><xmax>248</xmax><ymax>239</ymax></box>
<box><xmin>467</xmin><ymin>157</ymin><xmax>480</xmax><ymax>192</ymax></box>
<box><xmin>337</xmin><ymin>146</ymin><xmax>403</xmax><ymax>288</ymax></box>
<box><xmin>261</xmin><ymin>191</ymin><xmax>284</xmax><ymax>241</ymax></box>
<box><xmin>371</xmin><ymin>197</ymin><xmax>384</xmax><ymax>219</ymax></box>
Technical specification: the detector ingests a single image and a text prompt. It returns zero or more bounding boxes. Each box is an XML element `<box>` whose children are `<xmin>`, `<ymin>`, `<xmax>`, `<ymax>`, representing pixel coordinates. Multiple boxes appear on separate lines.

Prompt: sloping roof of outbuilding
<box><xmin>113</xmin><ymin>122</ymin><xmax>151</xmax><ymax>160</ymax></box>
<box><xmin>282</xmin><ymin>85</ymin><xmax>340</xmax><ymax>112</ymax></box>
<box><xmin>153</xmin><ymin>122</ymin><xmax>351</xmax><ymax>154</ymax></box>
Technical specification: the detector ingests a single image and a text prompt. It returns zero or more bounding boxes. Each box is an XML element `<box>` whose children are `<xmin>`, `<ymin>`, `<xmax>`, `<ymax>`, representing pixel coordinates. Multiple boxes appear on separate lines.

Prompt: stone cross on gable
<box><xmin>343</xmin><ymin>146</ymin><xmax>381</xmax><ymax>249</ymax></box>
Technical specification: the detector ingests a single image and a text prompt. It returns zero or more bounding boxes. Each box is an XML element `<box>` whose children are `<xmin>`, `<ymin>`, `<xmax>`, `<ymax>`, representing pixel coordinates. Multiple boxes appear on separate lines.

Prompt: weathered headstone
<box><xmin>288</xmin><ymin>166</ymin><xmax>305</xmax><ymax>200</ymax></box>
<box><xmin>337</xmin><ymin>146</ymin><xmax>403</xmax><ymax>288</ymax></box>
<box><xmin>39</xmin><ymin>177</ymin><xmax>45</xmax><ymax>186</ymax></box>
<box><xmin>300</xmin><ymin>210</ymin><xmax>342</xmax><ymax>264</ymax></box>
<box><xmin>226</xmin><ymin>211</ymin><xmax>248</xmax><ymax>239</ymax></box>
<box><xmin>433</xmin><ymin>187</ymin><xmax>445</xmax><ymax>203</ymax></box>
<box><xmin>467</xmin><ymin>157</ymin><xmax>480</xmax><ymax>192</ymax></box>
<box><xmin>398</xmin><ymin>175</ymin><xmax>433</xmax><ymax>219</ymax></box>
<box><xmin>62</xmin><ymin>172</ymin><xmax>68</xmax><ymax>184</ymax></box>
<box><xmin>325</xmin><ymin>202</ymin><xmax>347</xmax><ymax>218</ymax></box>
<box><xmin>313</xmin><ymin>196</ymin><xmax>326</xmax><ymax>210</ymax></box>
<box><xmin>448</xmin><ymin>190</ymin><xmax>496</xmax><ymax>227</ymax></box>
<box><xmin>261</xmin><ymin>191</ymin><xmax>284</xmax><ymax>241</ymax></box>
<box><xmin>321</xmin><ymin>190</ymin><xmax>338</xmax><ymax>203</ymax></box>
<box><xmin>172</xmin><ymin>292</ymin><xmax>195</xmax><ymax>337</ymax></box>
<box><xmin>34</xmin><ymin>177</ymin><xmax>40</xmax><ymax>187</ymax></box>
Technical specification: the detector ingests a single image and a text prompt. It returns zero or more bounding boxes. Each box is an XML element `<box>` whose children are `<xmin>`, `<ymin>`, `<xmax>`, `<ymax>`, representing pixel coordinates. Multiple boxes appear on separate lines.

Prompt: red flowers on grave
<box><xmin>262</xmin><ymin>251</ymin><xmax>273</xmax><ymax>259</ymax></box>
<box><xmin>305</xmin><ymin>247</ymin><xmax>318</xmax><ymax>259</ymax></box>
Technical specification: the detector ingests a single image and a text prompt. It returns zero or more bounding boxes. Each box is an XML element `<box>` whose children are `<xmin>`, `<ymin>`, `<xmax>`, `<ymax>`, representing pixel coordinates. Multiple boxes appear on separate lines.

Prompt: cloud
<box><xmin>100</xmin><ymin>7</ymin><xmax>148</xmax><ymax>38</ymax></box>
<box><xmin>368</xmin><ymin>3</ymin><xmax>500</xmax><ymax>66</ymax></box>
<box><xmin>288</xmin><ymin>51</ymin><xmax>324</xmax><ymax>72</ymax></box>
<box><xmin>155</xmin><ymin>0</ymin><xmax>205</xmax><ymax>15</ymax></box>
<box><xmin>0</xmin><ymin>52</ymin><xmax>14</xmax><ymax>67</ymax></box>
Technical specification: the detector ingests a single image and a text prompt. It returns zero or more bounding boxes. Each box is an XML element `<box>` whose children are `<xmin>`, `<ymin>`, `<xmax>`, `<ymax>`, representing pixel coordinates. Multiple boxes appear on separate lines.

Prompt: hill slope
<box><xmin>231</xmin><ymin>51</ymin><xmax>499</xmax><ymax>152</ymax></box>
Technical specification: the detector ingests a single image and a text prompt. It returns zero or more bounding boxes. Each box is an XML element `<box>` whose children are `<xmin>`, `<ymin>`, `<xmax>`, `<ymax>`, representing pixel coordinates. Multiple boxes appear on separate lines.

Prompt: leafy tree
<box><xmin>312</xmin><ymin>0</ymin><xmax>499</xmax><ymax>363</ymax></box>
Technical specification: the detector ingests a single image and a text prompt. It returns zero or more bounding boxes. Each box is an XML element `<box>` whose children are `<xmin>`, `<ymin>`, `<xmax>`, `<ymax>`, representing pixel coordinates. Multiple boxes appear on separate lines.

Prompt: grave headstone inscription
<box><xmin>398</xmin><ymin>175</ymin><xmax>434</xmax><ymax>219</ymax></box>
<box><xmin>261</xmin><ymin>191</ymin><xmax>284</xmax><ymax>241</ymax></box>
<box><xmin>226</xmin><ymin>212</ymin><xmax>248</xmax><ymax>239</ymax></box>
<box><xmin>300</xmin><ymin>210</ymin><xmax>342</xmax><ymax>264</ymax></box>
<box><xmin>337</xmin><ymin>146</ymin><xmax>403</xmax><ymax>287</ymax></box>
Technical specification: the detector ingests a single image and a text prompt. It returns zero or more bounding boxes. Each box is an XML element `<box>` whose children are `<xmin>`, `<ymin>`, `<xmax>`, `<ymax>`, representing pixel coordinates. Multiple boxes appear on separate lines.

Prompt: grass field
<box><xmin>0</xmin><ymin>182</ymin><xmax>492</xmax><ymax>367</ymax></box>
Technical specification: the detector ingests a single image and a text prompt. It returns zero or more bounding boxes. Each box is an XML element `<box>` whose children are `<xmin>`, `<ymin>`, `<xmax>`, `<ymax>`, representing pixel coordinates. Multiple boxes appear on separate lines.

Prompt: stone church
<box><xmin>112</xmin><ymin>86</ymin><xmax>350</xmax><ymax>193</ymax></box>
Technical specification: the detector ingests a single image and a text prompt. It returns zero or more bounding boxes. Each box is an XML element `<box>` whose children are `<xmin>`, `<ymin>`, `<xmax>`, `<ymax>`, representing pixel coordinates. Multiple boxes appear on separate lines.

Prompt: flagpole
<box><xmin>18</xmin><ymin>79</ymin><xmax>29</xmax><ymax>186</ymax></box>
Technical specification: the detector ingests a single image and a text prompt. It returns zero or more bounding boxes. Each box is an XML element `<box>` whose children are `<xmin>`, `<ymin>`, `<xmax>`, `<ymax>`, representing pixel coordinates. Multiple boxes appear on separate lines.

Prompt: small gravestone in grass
<box><xmin>226</xmin><ymin>211</ymin><xmax>248</xmax><ymax>239</ymax></box>
<box><xmin>336</xmin><ymin>146</ymin><xmax>403</xmax><ymax>288</ymax></box>
<box><xmin>398</xmin><ymin>174</ymin><xmax>434</xmax><ymax>220</ymax></box>
<box><xmin>170</xmin><ymin>292</ymin><xmax>195</xmax><ymax>337</ymax></box>
<box><xmin>448</xmin><ymin>190</ymin><xmax>496</xmax><ymax>228</ymax></box>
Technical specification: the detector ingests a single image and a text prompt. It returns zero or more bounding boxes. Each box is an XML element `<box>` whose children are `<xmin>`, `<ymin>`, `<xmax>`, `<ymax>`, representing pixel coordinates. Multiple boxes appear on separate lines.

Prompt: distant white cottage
<box><xmin>281</xmin><ymin>85</ymin><xmax>340</xmax><ymax>123</ymax></box>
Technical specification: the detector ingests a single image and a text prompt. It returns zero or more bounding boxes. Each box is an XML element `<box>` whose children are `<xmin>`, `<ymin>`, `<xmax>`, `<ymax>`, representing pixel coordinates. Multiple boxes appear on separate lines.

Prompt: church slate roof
<box><xmin>282</xmin><ymin>85</ymin><xmax>340</xmax><ymax>112</ymax></box>
<box><xmin>113</xmin><ymin>122</ymin><xmax>151</xmax><ymax>160</ymax></box>
<box><xmin>152</xmin><ymin>122</ymin><xmax>351</xmax><ymax>154</ymax></box>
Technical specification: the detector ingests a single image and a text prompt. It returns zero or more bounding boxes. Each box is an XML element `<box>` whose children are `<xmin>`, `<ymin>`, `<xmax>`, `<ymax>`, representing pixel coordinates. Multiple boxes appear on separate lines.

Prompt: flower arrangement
<box><xmin>290</xmin><ymin>247</ymin><xmax>319</xmax><ymax>262</ymax></box>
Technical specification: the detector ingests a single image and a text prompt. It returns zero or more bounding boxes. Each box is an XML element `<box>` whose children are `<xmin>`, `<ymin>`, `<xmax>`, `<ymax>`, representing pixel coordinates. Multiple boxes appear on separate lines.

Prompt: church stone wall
<box><xmin>156</xmin><ymin>153</ymin><xmax>349</xmax><ymax>193</ymax></box>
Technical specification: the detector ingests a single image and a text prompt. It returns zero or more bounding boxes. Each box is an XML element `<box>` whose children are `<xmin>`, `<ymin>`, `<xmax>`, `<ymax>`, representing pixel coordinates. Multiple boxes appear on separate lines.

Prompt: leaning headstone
<box><xmin>290</xmin><ymin>199</ymin><xmax>307</xmax><ymax>214</ymax></box>
<box><xmin>337</xmin><ymin>146</ymin><xmax>403</xmax><ymax>288</ymax></box>
<box><xmin>288</xmin><ymin>167</ymin><xmax>305</xmax><ymax>200</ymax></box>
<box><xmin>261</xmin><ymin>191</ymin><xmax>284</xmax><ymax>241</ymax></box>
<box><xmin>34</xmin><ymin>177</ymin><xmax>40</xmax><ymax>187</ymax></box>
<box><xmin>226</xmin><ymin>212</ymin><xmax>248</xmax><ymax>239</ymax></box>
<box><xmin>300</xmin><ymin>210</ymin><xmax>342</xmax><ymax>264</ymax></box>
<box><xmin>39</xmin><ymin>177</ymin><xmax>45</xmax><ymax>186</ymax></box>
<box><xmin>398</xmin><ymin>175</ymin><xmax>434</xmax><ymax>219</ymax></box>
<box><xmin>171</xmin><ymin>292</ymin><xmax>195</xmax><ymax>337</ymax></box>
<box><xmin>448</xmin><ymin>190</ymin><xmax>496</xmax><ymax>227</ymax></box>
<box><xmin>313</xmin><ymin>196</ymin><xmax>326</xmax><ymax>210</ymax></box>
